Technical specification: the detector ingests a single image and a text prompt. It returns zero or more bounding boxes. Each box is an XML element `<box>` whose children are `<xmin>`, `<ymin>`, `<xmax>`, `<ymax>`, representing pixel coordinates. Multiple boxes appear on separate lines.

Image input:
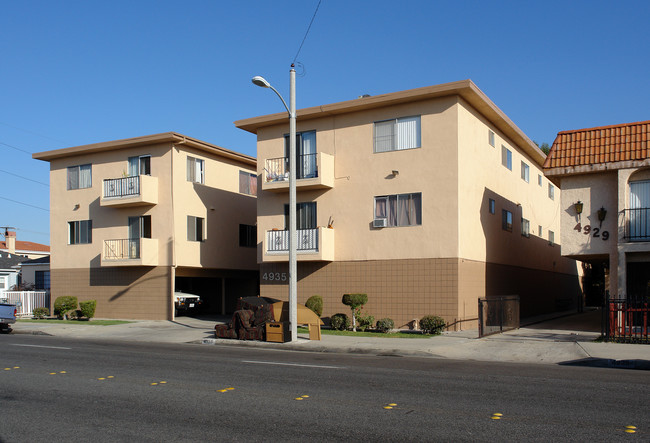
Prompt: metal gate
<box><xmin>603</xmin><ymin>294</ymin><xmax>649</xmax><ymax>343</ymax></box>
<box><xmin>478</xmin><ymin>295</ymin><xmax>520</xmax><ymax>337</ymax></box>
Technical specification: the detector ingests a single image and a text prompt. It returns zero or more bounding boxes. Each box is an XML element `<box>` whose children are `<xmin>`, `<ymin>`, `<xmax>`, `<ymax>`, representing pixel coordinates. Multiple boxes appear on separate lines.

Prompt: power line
<box><xmin>0</xmin><ymin>141</ymin><xmax>33</xmax><ymax>155</ymax></box>
<box><xmin>0</xmin><ymin>196</ymin><xmax>49</xmax><ymax>212</ymax></box>
<box><xmin>0</xmin><ymin>169</ymin><xmax>49</xmax><ymax>186</ymax></box>
<box><xmin>293</xmin><ymin>0</ymin><xmax>322</xmax><ymax>64</ymax></box>
<box><xmin>0</xmin><ymin>121</ymin><xmax>67</xmax><ymax>144</ymax></box>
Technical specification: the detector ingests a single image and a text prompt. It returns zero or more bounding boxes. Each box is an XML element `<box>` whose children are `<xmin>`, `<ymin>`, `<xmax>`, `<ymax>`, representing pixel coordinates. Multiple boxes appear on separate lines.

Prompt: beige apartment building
<box><xmin>544</xmin><ymin>120</ymin><xmax>650</xmax><ymax>303</ymax></box>
<box><xmin>33</xmin><ymin>133</ymin><xmax>258</xmax><ymax>320</ymax></box>
<box><xmin>236</xmin><ymin>79</ymin><xmax>580</xmax><ymax>330</ymax></box>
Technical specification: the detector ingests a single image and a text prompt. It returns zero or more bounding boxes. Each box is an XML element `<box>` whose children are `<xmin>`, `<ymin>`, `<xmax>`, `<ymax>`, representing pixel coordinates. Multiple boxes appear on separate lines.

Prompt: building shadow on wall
<box><xmin>480</xmin><ymin>188</ymin><xmax>581</xmax><ymax>319</ymax></box>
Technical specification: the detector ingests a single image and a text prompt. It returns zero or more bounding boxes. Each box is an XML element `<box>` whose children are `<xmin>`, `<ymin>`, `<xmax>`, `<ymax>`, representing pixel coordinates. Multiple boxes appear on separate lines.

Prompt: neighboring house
<box><xmin>0</xmin><ymin>252</ymin><xmax>30</xmax><ymax>298</ymax></box>
<box><xmin>235</xmin><ymin>79</ymin><xmax>580</xmax><ymax>330</ymax></box>
<box><xmin>33</xmin><ymin>133</ymin><xmax>259</xmax><ymax>320</ymax></box>
<box><xmin>16</xmin><ymin>256</ymin><xmax>51</xmax><ymax>291</ymax></box>
<box><xmin>1</xmin><ymin>229</ymin><xmax>50</xmax><ymax>259</ymax></box>
<box><xmin>543</xmin><ymin>120</ymin><xmax>650</xmax><ymax>302</ymax></box>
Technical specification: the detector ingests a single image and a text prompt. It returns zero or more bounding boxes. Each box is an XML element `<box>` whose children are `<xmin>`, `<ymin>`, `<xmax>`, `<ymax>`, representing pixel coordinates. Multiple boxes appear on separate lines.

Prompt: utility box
<box><xmin>266</xmin><ymin>321</ymin><xmax>289</xmax><ymax>343</ymax></box>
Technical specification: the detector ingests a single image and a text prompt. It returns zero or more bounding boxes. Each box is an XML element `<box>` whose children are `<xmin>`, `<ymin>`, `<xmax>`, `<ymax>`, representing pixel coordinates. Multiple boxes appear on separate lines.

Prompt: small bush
<box><xmin>420</xmin><ymin>315</ymin><xmax>446</xmax><ymax>335</ymax></box>
<box><xmin>54</xmin><ymin>296</ymin><xmax>78</xmax><ymax>319</ymax></box>
<box><xmin>67</xmin><ymin>309</ymin><xmax>81</xmax><ymax>320</ymax></box>
<box><xmin>330</xmin><ymin>313</ymin><xmax>350</xmax><ymax>331</ymax></box>
<box><xmin>354</xmin><ymin>308</ymin><xmax>374</xmax><ymax>332</ymax></box>
<box><xmin>375</xmin><ymin>318</ymin><xmax>394</xmax><ymax>333</ymax></box>
<box><xmin>33</xmin><ymin>307</ymin><xmax>50</xmax><ymax>319</ymax></box>
<box><xmin>79</xmin><ymin>300</ymin><xmax>97</xmax><ymax>319</ymax></box>
<box><xmin>305</xmin><ymin>295</ymin><xmax>323</xmax><ymax>317</ymax></box>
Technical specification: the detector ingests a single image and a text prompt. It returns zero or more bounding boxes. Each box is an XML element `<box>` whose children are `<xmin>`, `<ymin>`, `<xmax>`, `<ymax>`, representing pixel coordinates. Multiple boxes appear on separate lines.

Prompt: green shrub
<box><xmin>420</xmin><ymin>315</ymin><xmax>446</xmax><ymax>335</ymax></box>
<box><xmin>330</xmin><ymin>313</ymin><xmax>350</xmax><ymax>331</ymax></box>
<box><xmin>33</xmin><ymin>307</ymin><xmax>50</xmax><ymax>319</ymax></box>
<box><xmin>79</xmin><ymin>300</ymin><xmax>97</xmax><ymax>319</ymax></box>
<box><xmin>375</xmin><ymin>318</ymin><xmax>394</xmax><ymax>333</ymax></box>
<box><xmin>67</xmin><ymin>309</ymin><xmax>81</xmax><ymax>320</ymax></box>
<box><xmin>354</xmin><ymin>308</ymin><xmax>374</xmax><ymax>332</ymax></box>
<box><xmin>54</xmin><ymin>296</ymin><xmax>78</xmax><ymax>319</ymax></box>
<box><xmin>342</xmin><ymin>293</ymin><xmax>368</xmax><ymax>331</ymax></box>
<box><xmin>305</xmin><ymin>295</ymin><xmax>323</xmax><ymax>317</ymax></box>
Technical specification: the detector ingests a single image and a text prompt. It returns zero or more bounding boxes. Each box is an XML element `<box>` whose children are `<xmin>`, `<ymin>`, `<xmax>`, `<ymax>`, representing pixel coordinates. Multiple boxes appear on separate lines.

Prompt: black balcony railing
<box><xmin>624</xmin><ymin>208</ymin><xmax>650</xmax><ymax>241</ymax></box>
<box><xmin>103</xmin><ymin>176</ymin><xmax>140</xmax><ymax>198</ymax></box>
<box><xmin>104</xmin><ymin>238</ymin><xmax>141</xmax><ymax>260</ymax></box>
<box><xmin>264</xmin><ymin>154</ymin><xmax>318</xmax><ymax>182</ymax></box>
<box><xmin>603</xmin><ymin>294</ymin><xmax>650</xmax><ymax>344</ymax></box>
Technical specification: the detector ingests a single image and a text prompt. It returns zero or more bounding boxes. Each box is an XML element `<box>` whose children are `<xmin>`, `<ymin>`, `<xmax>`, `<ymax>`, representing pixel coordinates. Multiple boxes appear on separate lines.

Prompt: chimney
<box><xmin>4</xmin><ymin>229</ymin><xmax>16</xmax><ymax>254</ymax></box>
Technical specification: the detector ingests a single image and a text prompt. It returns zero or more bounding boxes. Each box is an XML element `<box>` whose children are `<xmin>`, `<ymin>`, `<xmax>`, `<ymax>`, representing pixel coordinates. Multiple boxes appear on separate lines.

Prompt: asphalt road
<box><xmin>1</xmin><ymin>334</ymin><xmax>648</xmax><ymax>442</ymax></box>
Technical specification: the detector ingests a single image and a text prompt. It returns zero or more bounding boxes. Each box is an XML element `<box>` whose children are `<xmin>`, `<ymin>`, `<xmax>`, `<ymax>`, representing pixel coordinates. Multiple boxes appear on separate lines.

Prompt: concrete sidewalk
<box><xmin>9</xmin><ymin>309</ymin><xmax>650</xmax><ymax>368</ymax></box>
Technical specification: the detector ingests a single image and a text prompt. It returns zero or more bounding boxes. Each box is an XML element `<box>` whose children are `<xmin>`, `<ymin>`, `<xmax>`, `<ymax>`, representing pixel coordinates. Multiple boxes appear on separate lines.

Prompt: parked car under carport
<box><xmin>174</xmin><ymin>292</ymin><xmax>202</xmax><ymax>317</ymax></box>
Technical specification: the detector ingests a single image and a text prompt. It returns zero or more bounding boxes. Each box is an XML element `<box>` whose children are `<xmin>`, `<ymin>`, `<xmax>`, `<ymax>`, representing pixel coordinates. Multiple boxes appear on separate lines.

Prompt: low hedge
<box><xmin>420</xmin><ymin>315</ymin><xmax>446</xmax><ymax>335</ymax></box>
<box><xmin>54</xmin><ymin>296</ymin><xmax>78</xmax><ymax>319</ymax></box>
<box><xmin>330</xmin><ymin>313</ymin><xmax>350</xmax><ymax>331</ymax></box>
<box><xmin>375</xmin><ymin>318</ymin><xmax>394</xmax><ymax>333</ymax></box>
<box><xmin>33</xmin><ymin>307</ymin><xmax>50</xmax><ymax>319</ymax></box>
<box><xmin>79</xmin><ymin>300</ymin><xmax>97</xmax><ymax>319</ymax></box>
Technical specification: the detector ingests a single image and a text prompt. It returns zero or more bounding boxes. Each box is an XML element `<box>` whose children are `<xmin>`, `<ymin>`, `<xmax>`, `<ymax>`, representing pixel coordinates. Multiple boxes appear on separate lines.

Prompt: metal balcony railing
<box><xmin>103</xmin><ymin>176</ymin><xmax>140</xmax><ymax>198</ymax></box>
<box><xmin>267</xmin><ymin>228</ymin><xmax>319</xmax><ymax>253</ymax></box>
<box><xmin>624</xmin><ymin>208</ymin><xmax>650</xmax><ymax>241</ymax></box>
<box><xmin>264</xmin><ymin>154</ymin><xmax>318</xmax><ymax>182</ymax></box>
<box><xmin>104</xmin><ymin>238</ymin><xmax>141</xmax><ymax>260</ymax></box>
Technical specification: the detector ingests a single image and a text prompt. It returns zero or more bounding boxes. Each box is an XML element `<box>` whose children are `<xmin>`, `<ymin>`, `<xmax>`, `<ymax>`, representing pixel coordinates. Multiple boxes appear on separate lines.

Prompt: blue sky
<box><xmin>2</xmin><ymin>0</ymin><xmax>649</xmax><ymax>245</ymax></box>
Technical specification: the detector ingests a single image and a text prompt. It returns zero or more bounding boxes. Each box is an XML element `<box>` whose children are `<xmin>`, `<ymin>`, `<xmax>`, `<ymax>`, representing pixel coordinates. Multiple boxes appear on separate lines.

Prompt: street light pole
<box><xmin>252</xmin><ymin>66</ymin><xmax>298</xmax><ymax>342</ymax></box>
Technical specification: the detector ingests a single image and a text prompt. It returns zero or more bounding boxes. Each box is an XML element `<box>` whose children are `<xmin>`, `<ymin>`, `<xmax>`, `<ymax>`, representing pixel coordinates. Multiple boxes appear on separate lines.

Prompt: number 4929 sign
<box><xmin>574</xmin><ymin>223</ymin><xmax>609</xmax><ymax>240</ymax></box>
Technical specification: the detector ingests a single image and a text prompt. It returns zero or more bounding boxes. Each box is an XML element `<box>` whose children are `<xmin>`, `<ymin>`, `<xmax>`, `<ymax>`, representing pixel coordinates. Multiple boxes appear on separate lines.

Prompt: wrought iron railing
<box><xmin>104</xmin><ymin>238</ymin><xmax>141</xmax><ymax>260</ymax></box>
<box><xmin>603</xmin><ymin>294</ymin><xmax>649</xmax><ymax>343</ymax></box>
<box><xmin>624</xmin><ymin>208</ymin><xmax>650</xmax><ymax>241</ymax></box>
<box><xmin>264</xmin><ymin>154</ymin><xmax>318</xmax><ymax>182</ymax></box>
<box><xmin>478</xmin><ymin>296</ymin><xmax>520</xmax><ymax>337</ymax></box>
<box><xmin>267</xmin><ymin>228</ymin><xmax>319</xmax><ymax>253</ymax></box>
<box><xmin>103</xmin><ymin>176</ymin><xmax>140</xmax><ymax>198</ymax></box>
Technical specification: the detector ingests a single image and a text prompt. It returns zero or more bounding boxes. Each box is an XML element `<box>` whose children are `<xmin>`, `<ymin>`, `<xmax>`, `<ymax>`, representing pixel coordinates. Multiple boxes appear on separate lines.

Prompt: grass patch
<box><xmin>17</xmin><ymin>319</ymin><xmax>132</xmax><ymax>326</ymax></box>
<box><xmin>297</xmin><ymin>327</ymin><xmax>433</xmax><ymax>338</ymax></box>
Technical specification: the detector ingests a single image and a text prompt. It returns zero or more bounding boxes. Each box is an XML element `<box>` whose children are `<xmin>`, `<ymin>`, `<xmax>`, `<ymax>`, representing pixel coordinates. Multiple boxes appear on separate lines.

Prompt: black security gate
<box><xmin>478</xmin><ymin>296</ymin><xmax>520</xmax><ymax>338</ymax></box>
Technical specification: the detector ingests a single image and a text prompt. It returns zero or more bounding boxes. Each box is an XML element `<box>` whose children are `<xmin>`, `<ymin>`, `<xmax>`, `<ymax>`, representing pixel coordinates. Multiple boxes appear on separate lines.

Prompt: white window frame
<box><xmin>373</xmin><ymin>193</ymin><xmax>422</xmax><ymax>227</ymax></box>
<box><xmin>187</xmin><ymin>156</ymin><xmax>205</xmax><ymax>184</ymax></box>
<box><xmin>68</xmin><ymin>220</ymin><xmax>92</xmax><ymax>245</ymax></box>
<box><xmin>521</xmin><ymin>218</ymin><xmax>530</xmax><ymax>237</ymax></box>
<box><xmin>538</xmin><ymin>174</ymin><xmax>543</xmax><ymax>187</ymax></box>
<box><xmin>489</xmin><ymin>198</ymin><xmax>495</xmax><ymax>214</ymax></box>
<box><xmin>374</xmin><ymin>116</ymin><xmax>421</xmax><ymax>153</ymax></box>
<box><xmin>128</xmin><ymin>155</ymin><xmax>151</xmax><ymax>176</ymax></box>
<box><xmin>549</xmin><ymin>230</ymin><xmax>555</xmax><ymax>245</ymax></box>
<box><xmin>521</xmin><ymin>161</ymin><xmax>530</xmax><ymax>183</ymax></box>
<box><xmin>548</xmin><ymin>183</ymin><xmax>555</xmax><ymax>200</ymax></box>
<box><xmin>501</xmin><ymin>146</ymin><xmax>512</xmax><ymax>171</ymax></box>
<box><xmin>187</xmin><ymin>216</ymin><xmax>205</xmax><ymax>242</ymax></box>
<box><xmin>488</xmin><ymin>130</ymin><xmax>495</xmax><ymax>147</ymax></box>
<box><xmin>67</xmin><ymin>164</ymin><xmax>92</xmax><ymax>190</ymax></box>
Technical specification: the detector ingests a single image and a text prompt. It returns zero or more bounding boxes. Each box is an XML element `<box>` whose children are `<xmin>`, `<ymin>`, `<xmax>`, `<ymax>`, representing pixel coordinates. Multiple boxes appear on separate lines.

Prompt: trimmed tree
<box><xmin>305</xmin><ymin>295</ymin><xmax>323</xmax><ymax>317</ymax></box>
<box><xmin>342</xmin><ymin>293</ymin><xmax>368</xmax><ymax>332</ymax></box>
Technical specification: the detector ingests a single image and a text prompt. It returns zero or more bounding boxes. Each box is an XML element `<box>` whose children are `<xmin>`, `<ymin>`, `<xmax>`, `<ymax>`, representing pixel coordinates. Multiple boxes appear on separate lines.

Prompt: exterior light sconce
<box><xmin>391</xmin><ymin>170</ymin><xmax>399</xmax><ymax>176</ymax></box>
<box><xmin>73</xmin><ymin>204</ymin><xmax>80</xmax><ymax>210</ymax></box>
<box><xmin>597</xmin><ymin>207</ymin><xmax>607</xmax><ymax>226</ymax></box>
<box><xmin>574</xmin><ymin>201</ymin><xmax>583</xmax><ymax>215</ymax></box>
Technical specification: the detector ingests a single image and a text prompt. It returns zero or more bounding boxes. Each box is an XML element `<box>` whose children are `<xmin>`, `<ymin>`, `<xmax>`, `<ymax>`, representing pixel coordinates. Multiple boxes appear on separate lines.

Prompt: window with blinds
<box><xmin>239</xmin><ymin>171</ymin><xmax>257</xmax><ymax>196</ymax></box>
<box><xmin>187</xmin><ymin>216</ymin><xmax>204</xmax><ymax>242</ymax></box>
<box><xmin>67</xmin><ymin>164</ymin><xmax>92</xmax><ymax>190</ymax></box>
<box><xmin>68</xmin><ymin>220</ymin><xmax>92</xmax><ymax>244</ymax></box>
<box><xmin>187</xmin><ymin>156</ymin><xmax>205</xmax><ymax>184</ymax></box>
<box><xmin>374</xmin><ymin>116</ymin><xmax>421</xmax><ymax>153</ymax></box>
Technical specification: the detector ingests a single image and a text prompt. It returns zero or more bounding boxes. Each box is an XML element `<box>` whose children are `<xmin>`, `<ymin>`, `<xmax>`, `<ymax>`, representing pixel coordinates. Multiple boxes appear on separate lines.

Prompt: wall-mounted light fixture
<box><xmin>73</xmin><ymin>204</ymin><xmax>80</xmax><ymax>210</ymax></box>
<box><xmin>391</xmin><ymin>170</ymin><xmax>399</xmax><ymax>176</ymax></box>
<box><xmin>597</xmin><ymin>207</ymin><xmax>607</xmax><ymax>226</ymax></box>
<box><xmin>574</xmin><ymin>201</ymin><xmax>583</xmax><ymax>215</ymax></box>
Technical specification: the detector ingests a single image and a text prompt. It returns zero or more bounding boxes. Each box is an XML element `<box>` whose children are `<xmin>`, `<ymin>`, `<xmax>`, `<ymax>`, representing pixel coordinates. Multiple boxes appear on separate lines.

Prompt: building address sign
<box><xmin>574</xmin><ymin>223</ymin><xmax>609</xmax><ymax>240</ymax></box>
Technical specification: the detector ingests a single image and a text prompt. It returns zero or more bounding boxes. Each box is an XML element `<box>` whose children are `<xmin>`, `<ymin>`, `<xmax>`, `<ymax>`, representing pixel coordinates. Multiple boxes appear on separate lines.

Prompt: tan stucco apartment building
<box><xmin>236</xmin><ymin>80</ymin><xmax>580</xmax><ymax>330</ymax></box>
<box><xmin>544</xmin><ymin>120</ymin><xmax>650</xmax><ymax>303</ymax></box>
<box><xmin>33</xmin><ymin>133</ymin><xmax>259</xmax><ymax>320</ymax></box>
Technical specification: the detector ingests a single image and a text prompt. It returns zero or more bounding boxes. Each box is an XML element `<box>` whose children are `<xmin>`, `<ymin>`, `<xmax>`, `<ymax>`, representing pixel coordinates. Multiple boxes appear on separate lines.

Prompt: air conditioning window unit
<box><xmin>373</xmin><ymin>218</ymin><xmax>387</xmax><ymax>228</ymax></box>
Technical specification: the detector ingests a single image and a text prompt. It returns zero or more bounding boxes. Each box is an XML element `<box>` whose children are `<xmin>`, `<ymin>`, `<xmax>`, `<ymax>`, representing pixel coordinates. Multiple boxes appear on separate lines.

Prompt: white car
<box><xmin>173</xmin><ymin>292</ymin><xmax>202</xmax><ymax>316</ymax></box>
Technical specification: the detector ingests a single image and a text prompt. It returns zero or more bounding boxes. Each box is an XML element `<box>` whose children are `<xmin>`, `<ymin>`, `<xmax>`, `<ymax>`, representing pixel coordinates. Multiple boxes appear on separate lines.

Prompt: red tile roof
<box><xmin>0</xmin><ymin>240</ymin><xmax>50</xmax><ymax>253</ymax></box>
<box><xmin>544</xmin><ymin>120</ymin><xmax>650</xmax><ymax>170</ymax></box>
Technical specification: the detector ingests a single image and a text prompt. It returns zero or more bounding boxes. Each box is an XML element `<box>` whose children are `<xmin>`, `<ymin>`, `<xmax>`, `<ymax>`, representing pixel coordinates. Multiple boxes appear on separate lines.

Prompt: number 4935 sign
<box><xmin>574</xmin><ymin>223</ymin><xmax>609</xmax><ymax>240</ymax></box>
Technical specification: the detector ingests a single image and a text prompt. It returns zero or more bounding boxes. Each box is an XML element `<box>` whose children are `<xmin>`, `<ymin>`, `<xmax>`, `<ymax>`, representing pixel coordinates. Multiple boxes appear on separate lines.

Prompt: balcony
<box><xmin>264</xmin><ymin>227</ymin><xmax>334</xmax><ymax>262</ymax></box>
<box><xmin>101</xmin><ymin>238</ymin><xmax>159</xmax><ymax>266</ymax></box>
<box><xmin>100</xmin><ymin>175</ymin><xmax>158</xmax><ymax>207</ymax></box>
<box><xmin>624</xmin><ymin>208</ymin><xmax>650</xmax><ymax>241</ymax></box>
<box><xmin>262</xmin><ymin>152</ymin><xmax>334</xmax><ymax>192</ymax></box>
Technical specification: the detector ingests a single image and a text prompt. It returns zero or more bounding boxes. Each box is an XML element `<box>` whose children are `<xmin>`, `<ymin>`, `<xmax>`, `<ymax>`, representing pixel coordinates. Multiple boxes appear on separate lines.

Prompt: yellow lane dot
<box><xmin>49</xmin><ymin>372</ymin><xmax>57</xmax><ymax>375</ymax></box>
<box><xmin>227</xmin><ymin>387</ymin><xmax>235</xmax><ymax>391</ymax></box>
<box><xmin>107</xmin><ymin>376</ymin><xmax>114</xmax><ymax>379</ymax></box>
<box><xmin>625</xmin><ymin>426</ymin><xmax>637</xmax><ymax>430</ymax></box>
<box><xmin>151</xmin><ymin>383</ymin><xmax>158</xmax><ymax>386</ymax></box>
<box><xmin>14</xmin><ymin>367</ymin><xmax>20</xmax><ymax>369</ymax></box>
<box><xmin>294</xmin><ymin>397</ymin><xmax>304</xmax><ymax>401</ymax></box>
<box><xmin>383</xmin><ymin>406</ymin><xmax>393</xmax><ymax>410</ymax></box>
<box><xmin>301</xmin><ymin>395</ymin><xmax>309</xmax><ymax>398</ymax></box>
<box><xmin>98</xmin><ymin>378</ymin><xmax>106</xmax><ymax>380</ymax></box>
<box><xmin>59</xmin><ymin>371</ymin><xmax>67</xmax><ymax>374</ymax></box>
<box><xmin>160</xmin><ymin>381</ymin><xmax>167</xmax><ymax>384</ymax></box>
<box><xmin>388</xmin><ymin>403</ymin><xmax>397</xmax><ymax>406</ymax></box>
<box><xmin>217</xmin><ymin>389</ymin><xmax>228</xmax><ymax>393</ymax></box>
<box><xmin>4</xmin><ymin>368</ymin><xmax>10</xmax><ymax>371</ymax></box>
